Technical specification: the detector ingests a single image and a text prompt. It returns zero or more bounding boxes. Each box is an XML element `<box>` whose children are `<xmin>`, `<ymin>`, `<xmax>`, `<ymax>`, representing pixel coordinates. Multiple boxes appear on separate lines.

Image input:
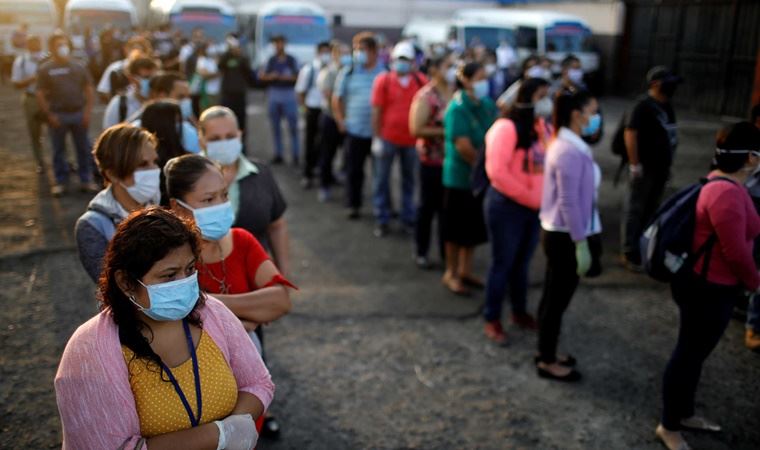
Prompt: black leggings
<box><xmin>537</xmin><ymin>231</ymin><xmax>580</xmax><ymax>363</ymax></box>
<box><xmin>661</xmin><ymin>273</ymin><xmax>740</xmax><ymax>430</ymax></box>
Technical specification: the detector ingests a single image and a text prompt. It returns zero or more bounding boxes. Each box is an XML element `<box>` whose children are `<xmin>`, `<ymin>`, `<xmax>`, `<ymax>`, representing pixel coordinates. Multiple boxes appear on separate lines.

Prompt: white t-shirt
<box><xmin>295</xmin><ymin>61</ymin><xmax>324</xmax><ymax>109</ymax></box>
<box><xmin>102</xmin><ymin>88</ymin><xmax>142</xmax><ymax>129</ymax></box>
<box><xmin>11</xmin><ymin>52</ymin><xmax>41</xmax><ymax>93</ymax></box>
<box><xmin>97</xmin><ymin>59</ymin><xmax>127</xmax><ymax>96</ymax></box>
<box><xmin>196</xmin><ymin>56</ymin><xmax>220</xmax><ymax>96</ymax></box>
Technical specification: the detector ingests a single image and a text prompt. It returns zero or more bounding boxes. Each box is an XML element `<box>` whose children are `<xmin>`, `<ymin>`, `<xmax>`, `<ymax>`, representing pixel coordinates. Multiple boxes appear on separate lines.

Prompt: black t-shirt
<box><xmin>626</xmin><ymin>95</ymin><xmax>678</xmax><ymax>171</ymax></box>
<box><xmin>37</xmin><ymin>59</ymin><xmax>92</xmax><ymax>112</ymax></box>
<box><xmin>232</xmin><ymin>160</ymin><xmax>287</xmax><ymax>252</ymax></box>
<box><xmin>219</xmin><ymin>52</ymin><xmax>253</xmax><ymax>95</ymax></box>
<box><xmin>264</xmin><ymin>54</ymin><xmax>298</xmax><ymax>89</ymax></box>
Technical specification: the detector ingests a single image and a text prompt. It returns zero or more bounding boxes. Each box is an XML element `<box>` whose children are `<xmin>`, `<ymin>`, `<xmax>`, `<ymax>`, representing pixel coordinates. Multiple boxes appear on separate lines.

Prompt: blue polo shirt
<box><xmin>334</xmin><ymin>63</ymin><xmax>385</xmax><ymax>139</ymax></box>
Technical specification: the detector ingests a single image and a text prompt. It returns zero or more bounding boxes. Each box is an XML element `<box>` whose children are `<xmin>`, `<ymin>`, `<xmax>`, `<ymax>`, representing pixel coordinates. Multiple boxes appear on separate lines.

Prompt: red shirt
<box><xmin>198</xmin><ymin>228</ymin><xmax>272</xmax><ymax>294</ymax></box>
<box><xmin>371</xmin><ymin>71</ymin><xmax>427</xmax><ymax>147</ymax></box>
<box><xmin>693</xmin><ymin>174</ymin><xmax>760</xmax><ymax>290</ymax></box>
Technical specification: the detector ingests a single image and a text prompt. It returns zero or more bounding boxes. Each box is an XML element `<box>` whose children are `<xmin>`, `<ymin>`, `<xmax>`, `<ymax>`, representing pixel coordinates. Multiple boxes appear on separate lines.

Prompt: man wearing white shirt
<box><xmin>296</xmin><ymin>41</ymin><xmax>331</xmax><ymax>188</ymax></box>
<box><xmin>96</xmin><ymin>36</ymin><xmax>153</xmax><ymax>102</ymax></box>
<box><xmin>102</xmin><ymin>57</ymin><xmax>158</xmax><ymax>129</ymax></box>
<box><xmin>11</xmin><ymin>35</ymin><xmax>46</xmax><ymax>172</ymax></box>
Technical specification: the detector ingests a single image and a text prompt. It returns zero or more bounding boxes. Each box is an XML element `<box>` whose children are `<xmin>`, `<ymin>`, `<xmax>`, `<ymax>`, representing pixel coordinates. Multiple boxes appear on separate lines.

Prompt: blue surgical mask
<box><xmin>353</xmin><ymin>50</ymin><xmax>367</xmax><ymax>66</ymax></box>
<box><xmin>394</xmin><ymin>60</ymin><xmax>411</xmax><ymax>75</ymax></box>
<box><xmin>582</xmin><ymin>113</ymin><xmax>602</xmax><ymax>137</ymax></box>
<box><xmin>131</xmin><ymin>271</ymin><xmax>200</xmax><ymax>321</ymax></box>
<box><xmin>176</xmin><ymin>199</ymin><xmax>235</xmax><ymax>241</ymax></box>
<box><xmin>205</xmin><ymin>137</ymin><xmax>242</xmax><ymax>166</ymax></box>
<box><xmin>472</xmin><ymin>79</ymin><xmax>490</xmax><ymax>99</ymax></box>
<box><xmin>180</xmin><ymin>98</ymin><xmax>193</xmax><ymax>119</ymax></box>
<box><xmin>340</xmin><ymin>54</ymin><xmax>353</xmax><ymax>67</ymax></box>
<box><xmin>139</xmin><ymin>78</ymin><xmax>151</xmax><ymax>98</ymax></box>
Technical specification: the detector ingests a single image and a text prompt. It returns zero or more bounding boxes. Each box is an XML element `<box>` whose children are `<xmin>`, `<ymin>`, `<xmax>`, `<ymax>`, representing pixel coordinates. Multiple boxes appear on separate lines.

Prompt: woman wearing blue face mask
<box><xmin>165</xmin><ymin>154</ymin><xmax>293</xmax><ymax>346</ymax></box>
<box><xmin>441</xmin><ymin>61</ymin><xmax>498</xmax><ymax>296</ymax></box>
<box><xmin>535</xmin><ymin>89</ymin><xmax>601</xmax><ymax>382</ymax></box>
<box><xmin>57</xmin><ymin>207</ymin><xmax>274</xmax><ymax>450</ymax></box>
<box><xmin>75</xmin><ymin>125</ymin><xmax>161</xmax><ymax>283</ymax></box>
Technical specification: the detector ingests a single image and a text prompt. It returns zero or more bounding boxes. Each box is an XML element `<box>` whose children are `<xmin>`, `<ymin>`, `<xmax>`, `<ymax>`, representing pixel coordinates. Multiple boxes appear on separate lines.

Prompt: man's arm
<box><xmin>624</xmin><ymin>129</ymin><xmax>642</xmax><ymax>177</ymax></box>
<box><xmin>83</xmin><ymin>81</ymin><xmax>94</xmax><ymax>129</ymax></box>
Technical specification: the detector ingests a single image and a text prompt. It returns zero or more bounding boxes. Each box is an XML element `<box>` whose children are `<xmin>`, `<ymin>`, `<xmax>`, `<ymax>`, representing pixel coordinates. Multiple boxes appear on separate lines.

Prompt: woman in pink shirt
<box><xmin>55</xmin><ymin>207</ymin><xmax>274</xmax><ymax>450</ymax></box>
<box><xmin>657</xmin><ymin>122</ymin><xmax>760</xmax><ymax>450</ymax></box>
<box><xmin>481</xmin><ymin>78</ymin><xmax>551</xmax><ymax>345</ymax></box>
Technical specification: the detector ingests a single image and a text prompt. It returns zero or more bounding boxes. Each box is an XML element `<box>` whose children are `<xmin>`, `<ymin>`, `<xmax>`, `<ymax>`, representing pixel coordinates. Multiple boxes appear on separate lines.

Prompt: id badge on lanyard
<box><xmin>160</xmin><ymin>319</ymin><xmax>203</xmax><ymax>427</ymax></box>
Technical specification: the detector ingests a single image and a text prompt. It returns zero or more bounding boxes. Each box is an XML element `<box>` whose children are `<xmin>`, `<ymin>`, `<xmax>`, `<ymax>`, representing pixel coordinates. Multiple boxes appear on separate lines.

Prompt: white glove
<box><xmin>215</xmin><ymin>414</ymin><xmax>258</xmax><ymax>450</ymax></box>
<box><xmin>371</xmin><ymin>137</ymin><xmax>384</xmax><ymax>157</ymax></box>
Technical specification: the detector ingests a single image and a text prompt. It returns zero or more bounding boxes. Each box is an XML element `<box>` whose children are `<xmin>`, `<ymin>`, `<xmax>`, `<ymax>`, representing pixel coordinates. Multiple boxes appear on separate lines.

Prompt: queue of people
<box><xmin>10</xmin><ymin>23</ymin><xmax>757</xmax><ymax>450</ymax></box>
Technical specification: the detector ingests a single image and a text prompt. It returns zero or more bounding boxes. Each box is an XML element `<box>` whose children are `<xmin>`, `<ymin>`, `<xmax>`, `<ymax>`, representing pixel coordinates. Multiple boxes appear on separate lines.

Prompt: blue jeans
<box><xmin>483</xmin><ymin>187</ymin><xmax>540</xmax><ymax>322</ymax></box>
<box><xmin>748</xmin><ymin>293</ymin><xmax>760</xmax><ymax>332</ymax></box>
<box><xmin>372</xmin><ymin>139</ymin><xmax>418</xmax><ymax>225</ymax></box>
<box><xmin>267</xmin><ymin>88</ymin><xmax>299</xmax><ymax>160</ymax></box>
<box><xmin>49</xmin><ymin>110</ymin><xmax>92</xmax><ymax>184</ymax></box>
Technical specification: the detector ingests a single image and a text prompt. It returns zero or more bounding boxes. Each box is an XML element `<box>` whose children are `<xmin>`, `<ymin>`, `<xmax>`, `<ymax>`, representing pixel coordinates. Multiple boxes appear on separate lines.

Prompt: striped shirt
<box><xmin>334</xmin><ymin>63</ymin><xmax>385</xmax><ymax>138</ymax></box>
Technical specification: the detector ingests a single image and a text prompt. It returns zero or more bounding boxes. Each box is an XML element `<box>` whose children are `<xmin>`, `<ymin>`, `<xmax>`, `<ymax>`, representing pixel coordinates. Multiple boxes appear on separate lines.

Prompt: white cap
<box><xmin>392</xmin><ymin>41</ymin><xmax>415</xmax><ymax>60</ymax></box>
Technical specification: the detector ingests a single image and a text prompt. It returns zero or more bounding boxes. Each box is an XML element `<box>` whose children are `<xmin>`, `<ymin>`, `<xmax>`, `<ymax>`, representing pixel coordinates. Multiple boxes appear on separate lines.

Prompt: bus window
<box><xmin>545</xmin><ymin>22</ymin><xmax>593</xmax><ymax>53</ymax></box>
<box><xmin>171</xmin><ymin>9</ymin><xmax>237</xmax><ymax>43</ymax></box>
<box><xmin>70</xmin><ymin>10</ymin><xmax>132</xmax><ymax>31</ymax></box>
<box><xmin>462</xmin><ymin>27</ymin><xmax>515</xmax><ymax>50</ymax></box>
<box><xmin>516</xmin><ymin>26</ymin><xmax>537</xmax><ymax>51</ymax></box>
<box><xmin>261</xmin><ymin>15</ymin><xmax>330</xmax><ymax>45</ymax></box>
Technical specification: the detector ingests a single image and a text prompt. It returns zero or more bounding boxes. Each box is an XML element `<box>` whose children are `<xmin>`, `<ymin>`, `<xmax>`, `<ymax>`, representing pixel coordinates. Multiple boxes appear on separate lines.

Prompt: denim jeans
<box><xmin>622</xmin><ymin>170</ymin><xmax>669</xmax><ymax>260</ymax></box>
<box><xmin>49</xmin><ymin>110</ymin><xmax>92</xmax><ymax>184</ymax></box>
<box><xmin>372</xmin><ymin>139</ymin><xmax>418</xmax><ymax>225</ymax></box>
<box><xmin>267</xmin><ymin>88</ymin><xmax>299</xmax><ymax>160</ymax></box>
<box><xmin>661</xmin><ymin>273</ymin><xmax>740</xmax><ymax>430</ymax></box>
<box><xmin>483</xmin><ymin>187</ymin><xmax>540</xmax><ymax>322</ymax></box>
<box><xmin>747</xmin><ymin>293</ymin><xmax>760</xmax><ymax>333</ymax></box>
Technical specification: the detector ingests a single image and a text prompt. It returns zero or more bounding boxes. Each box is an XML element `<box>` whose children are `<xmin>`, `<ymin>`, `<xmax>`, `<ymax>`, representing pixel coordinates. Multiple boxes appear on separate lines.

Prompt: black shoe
<box><xmin>536</xmin><ymin>366</ymin><xmax>582</xmax><ymax>382</ymax></box>
<box><xmin>271</xmin><ymin>156</ymin><xmax>284</xmax><ymax>165</ymax></box>
<box><xmin>534</xmin><ymin>355</ymin><xmax>576</xmax><ymax>367</ymax></box>
<box><xmin>347</xmin><ymin>209</ymin><xmax>360</xmax><ymax>220</ymax></box>
<box><xmin>374</xmin><ymin>224</ymin><xmax>390</xmax><ymax>238</ymax></box>
<box><xmin>261</xmin><ymin>416</ymin><xmax>281</xmax><ymax>439</ymax></box>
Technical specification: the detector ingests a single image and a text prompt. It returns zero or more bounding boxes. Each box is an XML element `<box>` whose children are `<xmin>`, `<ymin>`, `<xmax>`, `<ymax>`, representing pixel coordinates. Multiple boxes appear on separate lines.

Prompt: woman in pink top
<box><xmin>657</xmin><ymin>122</ymin><xmax>760</xmax><ymax>450</ymax></box>
<box><xmin>481</xmin><ymin>78</ymin><xmax>551</xmax><ymax>345</ymax></box>
<box><xmin>55</xmin><ymin>207</ymin><xmax>274</xmax><ymax>450</ymax></box>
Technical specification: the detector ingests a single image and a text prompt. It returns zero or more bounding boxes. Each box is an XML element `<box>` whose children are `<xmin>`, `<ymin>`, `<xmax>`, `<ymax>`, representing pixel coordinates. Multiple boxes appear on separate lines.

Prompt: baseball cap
<box><xmin>647</xmin><ymin>66</ymin><xmax>683</xmax><ymax>84</ymax></box>
<box><xmin>392</xmin><ymin>41</ymin><xmax>416</xmax><ymax>60</ymax></box>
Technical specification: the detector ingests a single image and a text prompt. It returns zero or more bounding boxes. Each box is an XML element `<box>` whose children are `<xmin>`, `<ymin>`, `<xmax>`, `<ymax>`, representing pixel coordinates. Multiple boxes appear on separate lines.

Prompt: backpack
<box><xmin>611</xmin><ymin>113</ymin><xmax>629</xmax><ymax>186</ymax></box>
<box><xmin>109</xmin><ymin>69</ymin><xmax>130</xmax><ymax>97</ymax></box>
<box><xmin>640</xmin><ymin>177</ymin><xmax>734</xmax><ymax>282</ymax></box>
<box><xmin>80</xmin><ymin>209</ymin><xmax>116</xmax><ymax>241</ymax></box>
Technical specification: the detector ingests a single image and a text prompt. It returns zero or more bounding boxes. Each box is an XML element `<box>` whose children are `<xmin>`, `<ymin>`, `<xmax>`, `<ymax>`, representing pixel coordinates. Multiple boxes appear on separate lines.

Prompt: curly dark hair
<box><xmin>98</xmin><ymin>206</ymin><xmax>205</xmax><ymax>374</ymax></box>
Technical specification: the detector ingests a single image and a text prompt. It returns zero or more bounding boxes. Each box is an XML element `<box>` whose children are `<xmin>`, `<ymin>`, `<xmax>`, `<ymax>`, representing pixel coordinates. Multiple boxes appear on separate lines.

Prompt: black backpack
<box><xmin>640</xmin><ymin>177</ymin><xmax>734</xmax><ymax>283</ymax></box>
<box><xmin>109</xmin><ymin>69</ymin><xmax>130</xmax><ymax>97</ymax></box>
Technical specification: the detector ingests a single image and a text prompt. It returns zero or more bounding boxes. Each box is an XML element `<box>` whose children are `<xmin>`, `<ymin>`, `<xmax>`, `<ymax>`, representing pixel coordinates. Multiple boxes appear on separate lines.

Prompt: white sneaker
<box><xmin>318</xmin><ymin>188</ymin><xmax>330</xmax><ymax>203</ymax></box>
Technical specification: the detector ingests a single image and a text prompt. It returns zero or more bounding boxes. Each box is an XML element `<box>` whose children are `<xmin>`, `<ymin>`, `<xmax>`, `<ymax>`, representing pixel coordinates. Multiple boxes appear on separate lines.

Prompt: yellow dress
<box><xmin>122</xmin><ymin>331</ymin><xmax>239</xmax><ymax>438</ymax></box>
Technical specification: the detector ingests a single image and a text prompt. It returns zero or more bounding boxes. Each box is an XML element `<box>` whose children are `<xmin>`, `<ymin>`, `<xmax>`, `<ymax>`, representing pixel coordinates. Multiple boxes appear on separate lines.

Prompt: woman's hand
<box><xmin>215</xmin><ymin>414</ymin><xmax>258</xmax><ymax>450</ymax></box>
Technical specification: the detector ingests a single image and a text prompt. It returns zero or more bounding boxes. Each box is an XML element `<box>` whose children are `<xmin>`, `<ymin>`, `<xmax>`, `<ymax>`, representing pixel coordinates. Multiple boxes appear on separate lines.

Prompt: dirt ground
<box><xmin>0</xmin><ymin>83</ymin><xmax>758</xmax><ymax>450</ymax></box>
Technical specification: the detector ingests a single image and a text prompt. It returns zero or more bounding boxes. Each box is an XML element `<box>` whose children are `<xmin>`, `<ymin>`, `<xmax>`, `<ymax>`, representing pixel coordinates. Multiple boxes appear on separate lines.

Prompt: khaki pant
<box><xmin>22</xmin><ymin>92</ymin><xmax>45</xmax><ymax>168</ymax></box>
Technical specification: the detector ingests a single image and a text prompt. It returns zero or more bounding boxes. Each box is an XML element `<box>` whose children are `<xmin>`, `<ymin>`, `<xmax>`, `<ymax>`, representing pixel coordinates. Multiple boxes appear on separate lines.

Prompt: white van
<box><xmin>401</xmin><ymin>19</ymin><xmax>450</xmax><ymax>50</ymax></box>
<box><xmin>452</xmin><ymin>9</ymin><xmax>599</xmax><ymax>74</ymax></box>
<box><xmin>249</xmin><ymin>1</ymin><xmax>331</xmax><ymax>69</ymax></box>
<box><xmin>165</xmin><ymin>0</ymin><xmax>238</xmax><ymax>44</ymax></box>
<box><xmin>64</xmin><ymin>0</ymin><xmax>138</xmax><ymax>33</ymax></box>
<box><xmin>0</xmin><ymin>0</ymin><xmax>57</xmax><ymax>56</ymax></box>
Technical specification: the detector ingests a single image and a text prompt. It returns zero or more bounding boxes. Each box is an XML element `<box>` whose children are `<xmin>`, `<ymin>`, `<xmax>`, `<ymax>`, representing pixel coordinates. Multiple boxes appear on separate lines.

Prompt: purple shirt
<box><xmin>540</xmin><ymin>127</ymin><xmax>599</xmax><ymax>242</ymax></box>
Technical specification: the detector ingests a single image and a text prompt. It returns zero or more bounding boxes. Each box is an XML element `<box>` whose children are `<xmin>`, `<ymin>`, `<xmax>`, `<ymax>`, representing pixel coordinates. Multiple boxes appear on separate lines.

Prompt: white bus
<box><xmin>452</xmin><ymin>9</ymin><xmax>600</xmax><ymax>74</ymax></box>
<box><xmin>401</xmin><ymin>19</ymin><xmax>450</xmax><ymax>50</ymax></box>
<box><xmin>0</xmin><ymin>0</ymin><xmax>57</xmax><ymax>56</ymax></box>
<box><xmin>245</xmin><ymin>1</ymin><xmax>331</xmax><ymax>69</ymax></box>
<box><xmin>159</xmin><ymin>0</ymin><xmax>238</xmax><ymax>44</ymax></box>
<box><xmin>64</xmin><ymin>0</ymin><xmax>138</xmax><ymax>33</ymax></box>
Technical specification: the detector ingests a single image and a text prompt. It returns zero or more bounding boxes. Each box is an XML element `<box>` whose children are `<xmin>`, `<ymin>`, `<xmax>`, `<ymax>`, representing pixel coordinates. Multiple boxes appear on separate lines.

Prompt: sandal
<box><xmin>442</xmin><ymin>275</ymin><xmax>471</xmax><ymax>297</ymax></box>
<box><xmin>656</xmin><ymin>424</ymin><xmax>692</xmax><ymax>450</ymax></box>
<box><xmin>534</xmin><ymin>354</ymin><xmax>576</xmax><ymax>367</ymax></box>
<box><xmin>460</xmin><ymin>275</ymin><xmax>485</xmax><ymax>289</ymax></box>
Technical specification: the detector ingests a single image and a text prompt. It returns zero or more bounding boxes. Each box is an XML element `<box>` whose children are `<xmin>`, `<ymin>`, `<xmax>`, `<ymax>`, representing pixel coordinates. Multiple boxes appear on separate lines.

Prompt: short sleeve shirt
<box><xmin>11</xmin><ymin>52</ymin><xmax>41</xmax><ymax>93</ymax></box>
<box><xmin>198</xmin><ymin>228</ymin><xmax>271</xmax><ymax>294</ymax></box>
<box><xmin>443</xmin><ymin>91</ymin><xmax>497</xmax><ymax>189</ymax></box>
<box><xmin>371</xmin><ymin>71</ymin><xmax>427</xmax><ymax>147</ymax></box>
<box><xmin>37</xmin><ymin>59</ymin><xmax>92</xmax><ymax>112</ymax></box>
<box><xmin>96</xmin><ymin>59</ymin><xmax>126</xmax><ymax>96</ymax></box>
<box><xmin>295</xmin><ymin>62</ymin><xmax>323</xmax><ymax>109</ymax></box>
<box><xmin>265</xmin><ymin>54</ymin><xmax>298</xmax><ymax>89</ymax></box>
<box><xmin>627</xmin><ymin>95</ymin><xmax>678</xmax><ymax>172</ymax></box>
<box><xmin>317</xmin><ymin>65</ymin><xmax>340</xmax><ymax>116</ymax></box>
<box><xmin>334</xmin><ymin>63</ymin><xmax>385</xmax><ymax>138</ymax></box>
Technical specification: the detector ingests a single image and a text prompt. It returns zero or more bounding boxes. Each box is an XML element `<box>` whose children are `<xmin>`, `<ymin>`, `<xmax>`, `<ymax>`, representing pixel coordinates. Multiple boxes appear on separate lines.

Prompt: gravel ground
<box><xmin>0</xmin><ymin>84</ymin><xmax>758</xmax><ymax>450</ymax></box>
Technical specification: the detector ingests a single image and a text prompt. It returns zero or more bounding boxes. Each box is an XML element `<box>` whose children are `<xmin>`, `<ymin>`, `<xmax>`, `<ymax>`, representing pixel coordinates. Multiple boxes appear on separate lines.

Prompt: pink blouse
<box><xmin>55</xmin><ymin>296</ymin><xmax>275</xmax><ymax>450</ymax></box>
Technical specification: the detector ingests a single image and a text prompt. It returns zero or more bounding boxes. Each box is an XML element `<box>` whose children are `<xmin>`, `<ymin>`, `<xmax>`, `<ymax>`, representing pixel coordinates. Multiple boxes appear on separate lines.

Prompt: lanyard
<box><xmin>160</xmin><ymin>319</ymin><xmax>203</xmax><ymax>427</ymax></box>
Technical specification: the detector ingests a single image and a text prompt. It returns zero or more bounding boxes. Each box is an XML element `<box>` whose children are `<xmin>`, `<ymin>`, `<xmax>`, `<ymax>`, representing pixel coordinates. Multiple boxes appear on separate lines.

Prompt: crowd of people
<box><xmin>6</xmin><ymin>20</ymin><xmax>760</xmax><ymax>450</ymax></box>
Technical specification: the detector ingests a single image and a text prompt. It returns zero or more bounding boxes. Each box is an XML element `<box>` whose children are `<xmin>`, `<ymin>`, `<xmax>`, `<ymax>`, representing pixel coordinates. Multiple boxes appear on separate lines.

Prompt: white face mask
<box><xmin>205</xmin><ymin>137</ymin><xmax>242</xmax><ymax>166</ymax></box>
<box><xmin>121</xmin><ymin>168</ymin><xmax>161</xmax><ymax>205</ymax></box>
<box><xmin>56</xmin><ymin>45</ymin><xmax>70</xmax><ymax>59</ymax></box>
<box><xmin>567</xmin><ymin>68</ymin><xmax>584</xmax><ymax>85</ymax></box>
<box><xmin>534</xmin><ymin>96</ymin><xmax>554</xmax><ymax>119</ymax></box>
